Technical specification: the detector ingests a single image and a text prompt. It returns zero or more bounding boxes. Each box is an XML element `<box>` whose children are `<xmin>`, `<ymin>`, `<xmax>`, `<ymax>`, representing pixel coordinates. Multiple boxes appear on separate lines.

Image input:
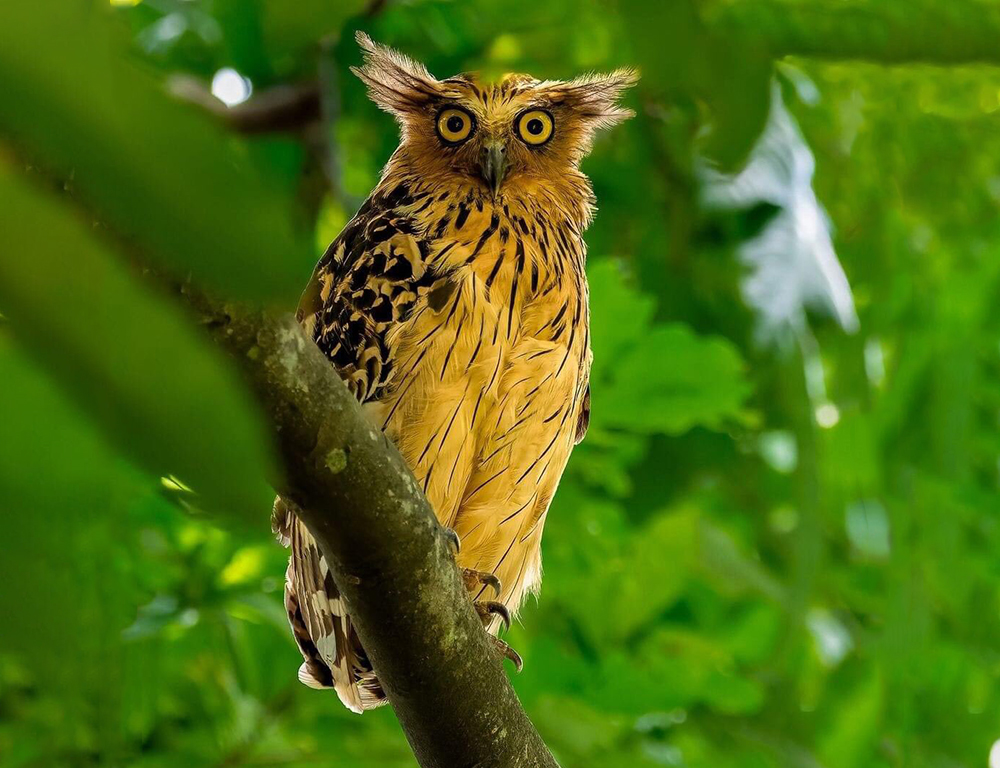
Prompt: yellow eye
<box><xmin>436</xmin><ymin>107</ymin><xmax>474</xmax><ymax>144</ymax></box>
<box><xmin>516</xmin><ymin>109</ymin><xmax>554</xmax><ymax>146</ymax></box>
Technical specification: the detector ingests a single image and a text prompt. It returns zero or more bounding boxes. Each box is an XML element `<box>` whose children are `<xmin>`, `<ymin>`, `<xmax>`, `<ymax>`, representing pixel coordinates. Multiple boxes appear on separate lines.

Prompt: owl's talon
<box><xmin>492</xmin><ymin>636</ymin><xmax>523</xmax><ymax>673</ymax></box>
<box><xmin>442</xmin><ymin>527</ymin><xmax>461</xmax><ymax>556</ymax></box>
<box><xmin>462</xmin><ymin>568</ymin><xmax>502</xmax><ymax>596</ymax></box>
<box><xmin>476</xmin><ymin>600</ymin><xmax>511</xmax><ymax>631</ymax></box>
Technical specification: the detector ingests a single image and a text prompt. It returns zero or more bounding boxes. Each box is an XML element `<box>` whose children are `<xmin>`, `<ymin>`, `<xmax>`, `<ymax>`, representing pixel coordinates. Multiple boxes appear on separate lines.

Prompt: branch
<box><xmin>709</xmin><ymin>0</ymin><xmax>1000</xmax><ymax>65</ymax></box>
<box><xmin>178</xmin><ymin>286</ymin><xmax>560</xmax><ymax>768</ymax></box>
<box><xmin>168</xmin><ymin>76</ymin><xmax>321</xmax><ymax>134</ymax></box>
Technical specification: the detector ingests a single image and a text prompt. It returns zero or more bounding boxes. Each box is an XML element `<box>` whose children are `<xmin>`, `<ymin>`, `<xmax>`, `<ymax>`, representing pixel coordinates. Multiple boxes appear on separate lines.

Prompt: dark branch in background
<box><xmin>315</xmin><ymin>38</ymin><xmax>349</xmax><ymax>210</ymax></box>
<box><xmin>177</xmin><ymin>285</ymin><xmax>559</xmax><ymax>768</ymax></box>
<box><xmin>168</xmin><ymin>77</ymin><xmax>321</xmax><ymax>134</ymax></box>
<box><xmin>364</xmin><ymin>0</ymin><xmax>391</xmax><ymax>18</ymax></box>
<box><xmin>169</xmin><ymin>38</ymin><xmax>361</xmax><ymax>222</ymax></box>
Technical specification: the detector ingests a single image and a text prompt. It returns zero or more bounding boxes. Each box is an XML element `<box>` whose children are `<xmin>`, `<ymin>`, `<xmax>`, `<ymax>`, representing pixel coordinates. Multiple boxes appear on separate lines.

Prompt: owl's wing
<box><xmin>273</xmin><ymin>499</ymin><xmax>383</xmax><ymax>712</ymax></box>
<box><xmin>298</xmin><ymin>187</ymin><xmax>442</xmax><ymax>403</ymax></box>
<box><xmin>278</xmin><ymin>185</ymin><xmax>443</xmax><ymax>711</ymax></box>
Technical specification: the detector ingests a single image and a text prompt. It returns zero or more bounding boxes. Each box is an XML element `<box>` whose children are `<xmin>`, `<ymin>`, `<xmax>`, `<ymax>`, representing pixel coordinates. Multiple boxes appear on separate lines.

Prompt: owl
<box><xmin>272</xmin><ymin>32</ymin><xmax>636</xmax><ymax>712</ymax></box>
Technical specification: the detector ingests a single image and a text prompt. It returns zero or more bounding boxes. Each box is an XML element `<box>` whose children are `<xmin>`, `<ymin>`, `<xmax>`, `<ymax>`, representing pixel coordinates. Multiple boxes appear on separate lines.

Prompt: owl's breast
<box><xmin>347</xmin><ymin>188</ymin><xmax>592</xmax><ymax>605</ymax></box>
<box><xmin>374</xmin><ymin>186</ymin><xmax>591</xmax><ymax>387</ymax></box>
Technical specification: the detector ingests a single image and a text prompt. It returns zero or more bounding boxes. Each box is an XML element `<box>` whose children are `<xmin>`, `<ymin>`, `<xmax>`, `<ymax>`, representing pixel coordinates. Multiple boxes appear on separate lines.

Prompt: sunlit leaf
<box><xmin>588</xmin><ymin>258</ymin><xmax>657</xmax><ymax>374</ymax></box>
<box><xmin>818</xmin><ymin>668</ymin><xmax>883</xmax><ymax>768</ymax></box>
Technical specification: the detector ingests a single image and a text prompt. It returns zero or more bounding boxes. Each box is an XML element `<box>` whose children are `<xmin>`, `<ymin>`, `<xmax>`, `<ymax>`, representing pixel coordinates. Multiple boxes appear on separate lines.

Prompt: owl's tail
<box><xmin>272</xmin><ymin>497</ymin><xmax>388</xmax><ymax>713</ymax></box>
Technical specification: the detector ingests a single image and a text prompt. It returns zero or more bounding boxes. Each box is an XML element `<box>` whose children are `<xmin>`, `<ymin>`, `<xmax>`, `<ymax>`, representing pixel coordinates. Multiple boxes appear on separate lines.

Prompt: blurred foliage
<box><xmin>2</xmin><ymin>1</ymin><xmax>1000</xmax><ymax>767</ymax></box>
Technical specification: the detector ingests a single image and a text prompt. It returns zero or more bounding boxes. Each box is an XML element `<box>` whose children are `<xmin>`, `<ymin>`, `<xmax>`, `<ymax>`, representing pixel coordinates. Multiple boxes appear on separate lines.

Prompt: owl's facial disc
<box><xmin>480</xmin><ymin>142</ymin><xmax>507</xmax><ymax>196</ymax></box>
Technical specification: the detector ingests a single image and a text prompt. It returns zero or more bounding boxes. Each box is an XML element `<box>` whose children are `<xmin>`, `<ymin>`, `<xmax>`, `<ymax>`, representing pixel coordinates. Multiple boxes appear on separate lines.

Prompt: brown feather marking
<box><xmin>575</xmin><ymin>385</ymin><xmax>591</xmax><ymax>444</ymax></box>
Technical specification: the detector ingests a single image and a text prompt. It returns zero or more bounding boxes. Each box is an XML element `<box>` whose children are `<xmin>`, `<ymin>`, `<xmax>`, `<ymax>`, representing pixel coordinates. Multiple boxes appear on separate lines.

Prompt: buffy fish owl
<box><xmin>273</xmin><ymin>32</ymin><xmax>636</xmax><ymax>712</ymax></box>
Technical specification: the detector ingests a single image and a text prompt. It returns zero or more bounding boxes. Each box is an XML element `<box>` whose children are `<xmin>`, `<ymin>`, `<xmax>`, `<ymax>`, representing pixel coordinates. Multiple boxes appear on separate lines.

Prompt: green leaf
<box><xmin>0</xmin><ymin>0</ymin><xmax>312</xmax><ymax>302</ymax></box>
<box><xmin>588</xmin><ymin>258</ymin><xmax>751</xmax><ymax>435</ymax></box>
<box><xmin>818</xmin><ymin>668</ymin><xmax>884</xmax><ymax>768</ymax></box>
<box><xmin>0</xmin><ymin>341</ymin><xmax>159</xmax><ymax>760</ymax></box>
<box><xmin>0</xmin><ymin>341</ymin><xmax>137</xmax><ymax>661</ymax></box>
<box><xmin>588</xmin><ymin>259</ymin><xmax>750</xmax><ymax>439</ymax></box>
<box><xmin>595</xmin><ymin>323</ymin><xmax>751</xmax><ymax>435</ymax></box>
<box><xmin>698</xmin><ymin>517</ymin><xmax>784</xmax><ymax>601</ymax></box>
<box><xmin>607</xmin><ymin>508</ymin><xmax>698</xmax><ymax>639</ymax></box>
<box><xmin>0</xmin><ymin>165</ymin><xmax>275</xmax><ymax>520</ymax></box>
<box><xmin>544</xmin><ymin>499</ymin><xmax>695</xmax><ymax>645</ymax></box>
<box><xmin>588</xmin><ymin>258</ymin><xmax>657</xmax><ymax>375</ymax></box>
<box><xmin>531</xmin><ymin>695</ymin><xmax>629</xmax><ymax>760</ymax></box>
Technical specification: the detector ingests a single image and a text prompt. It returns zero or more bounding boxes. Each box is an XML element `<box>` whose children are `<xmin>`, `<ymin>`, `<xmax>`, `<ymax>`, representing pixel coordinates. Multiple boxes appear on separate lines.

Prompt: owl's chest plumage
<box><xmin>391</xmin><ymin>185</ymin><xmax>589</xmax><ymax>596</ymax></box>
<box><xmin>305</xmin><ymin>177</ymin><xmax>590</xmax><ymax>610</ymax></box>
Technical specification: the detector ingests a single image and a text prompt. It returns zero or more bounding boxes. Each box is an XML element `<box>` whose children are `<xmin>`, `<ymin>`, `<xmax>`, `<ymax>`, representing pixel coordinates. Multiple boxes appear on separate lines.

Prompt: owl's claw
<box><xmin>462</xmin><ymin>568</ymin><xmax>502</xmax><ymax>596</ymax></box>
<box><xmin>442</xmin><ymin>526</ymin><xmax>461</xmax><ymax>556</ymax></box>
<box><xmin>476</xmin><ymin>600</ymin><xmax>511</xmax><ymax>632</ymax></box>
<box><xmin>491</xmin><ymin>636</ymin><xmax>523</xmax><ymax>673</ymax></box>
<box><xmin>447</xmin><ymin>532</ymin><xmax>511</xmax><ymax>641</ymax></box>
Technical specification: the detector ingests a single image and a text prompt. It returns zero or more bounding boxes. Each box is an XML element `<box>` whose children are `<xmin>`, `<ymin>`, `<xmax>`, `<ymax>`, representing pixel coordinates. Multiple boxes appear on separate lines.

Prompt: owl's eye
<box><xmin>436</xmin><ymin>107</ymin><xmax>475</xmax><ymax>145</ymax></box>
<box><xmin>516</xmin><ymin>109</ymin><xmax>554</xmax><ymax>146</ymax></box>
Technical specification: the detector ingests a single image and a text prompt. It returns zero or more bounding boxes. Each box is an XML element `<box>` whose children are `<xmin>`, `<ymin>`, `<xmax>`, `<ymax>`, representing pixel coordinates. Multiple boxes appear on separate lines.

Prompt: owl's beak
<box><xmin>480</xmin><ymin>143</ymin><xmax>507</xmax><ymax>196</ymax></box>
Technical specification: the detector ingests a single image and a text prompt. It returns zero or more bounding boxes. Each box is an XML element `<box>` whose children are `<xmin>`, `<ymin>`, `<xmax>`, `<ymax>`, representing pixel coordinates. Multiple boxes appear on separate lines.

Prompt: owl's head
<box><xmin>352</xmin><ymin>33</ymin><xmax>637</xmax><ymax>197</ymax></box>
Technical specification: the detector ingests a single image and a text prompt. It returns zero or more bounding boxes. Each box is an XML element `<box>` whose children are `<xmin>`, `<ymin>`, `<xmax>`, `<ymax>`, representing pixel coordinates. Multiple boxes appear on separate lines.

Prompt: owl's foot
<box><xmin>491</xmin><ymin>636</ymin><xmax>523</xmax><ymax>673</ymax></box>
<box><xmin>466</xmin><ymin>568</ymin><xmax>507</xmax><ymax>629</ymax></box>
<box><xmin>462</xmin><ymin>567</ymin><xmax>502</xmax><ymax>596</ymax></box>
<box><xmin>462</xmin><ymin>567</ymin><xmax>507</xmax><ymax>629</ymax></box>
<box><xmin>446</xmin><ymin>527</ymin><xmax>503</xmax><ymax>600</ymax></box>
<box><xmin>442</xmin><ymin>526</ymin><xmax>461</xmax><ymax>555</ymax></box>
<box><xmin>475</xmin><ymin>599</ymin><xmax>511</xmax><ymax>631</ymax></box>
<box><xmin>443</xmin><ymin>527</ymin><xmax>522</xmax><ymax>670</ymax></box>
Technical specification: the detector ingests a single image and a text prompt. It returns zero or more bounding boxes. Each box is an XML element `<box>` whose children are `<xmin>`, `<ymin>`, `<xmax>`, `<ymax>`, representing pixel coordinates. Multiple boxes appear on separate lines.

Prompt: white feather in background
<box><xmin>701</xmin><ymin>80</ymin><xmax>859</xmax><ymax>346</ymax></box>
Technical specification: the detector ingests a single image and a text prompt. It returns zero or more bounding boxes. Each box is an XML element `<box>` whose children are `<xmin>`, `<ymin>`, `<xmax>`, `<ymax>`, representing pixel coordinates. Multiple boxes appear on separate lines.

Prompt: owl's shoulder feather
<box><xmin>298</xmin><ymin>181</ymin><xmax>450</xmax><ymax>402</ymax></box>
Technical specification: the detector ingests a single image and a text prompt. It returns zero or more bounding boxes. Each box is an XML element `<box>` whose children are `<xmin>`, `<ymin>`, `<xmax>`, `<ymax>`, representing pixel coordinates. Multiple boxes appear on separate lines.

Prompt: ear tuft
<box><xmin>351</xmin><ymin>32</ymin><xmax>442</xmax><ymax>116</ymax></box>
<box><xmin>562</xmin><ymin>68</ymin><xmax>640</xmax><ymax>130</ymax></box>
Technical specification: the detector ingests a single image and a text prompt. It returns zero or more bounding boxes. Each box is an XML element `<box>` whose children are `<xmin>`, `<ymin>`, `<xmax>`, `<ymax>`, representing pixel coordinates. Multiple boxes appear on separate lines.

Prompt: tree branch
<box><xmin>709</xmin><ymin>0</ymin><xmax>1000</xmax><ymax>65</ymax></box>
<box><xmin>168</xmin><ymin>77</ymin><xmax>321</xmax><ymax>134</ymax></box>
<box><xmin>178</xmin><ymin>286</ymin><xmax>559</xmax><ymax>768</ymax></box>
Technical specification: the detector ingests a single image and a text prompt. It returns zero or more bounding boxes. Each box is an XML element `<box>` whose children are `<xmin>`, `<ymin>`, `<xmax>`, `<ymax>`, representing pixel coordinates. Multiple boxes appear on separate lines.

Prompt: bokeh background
<box><xmin>3</xmin><ymin>1</ymin><xmax>1000</xmax><ymax>766</ymax></box>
